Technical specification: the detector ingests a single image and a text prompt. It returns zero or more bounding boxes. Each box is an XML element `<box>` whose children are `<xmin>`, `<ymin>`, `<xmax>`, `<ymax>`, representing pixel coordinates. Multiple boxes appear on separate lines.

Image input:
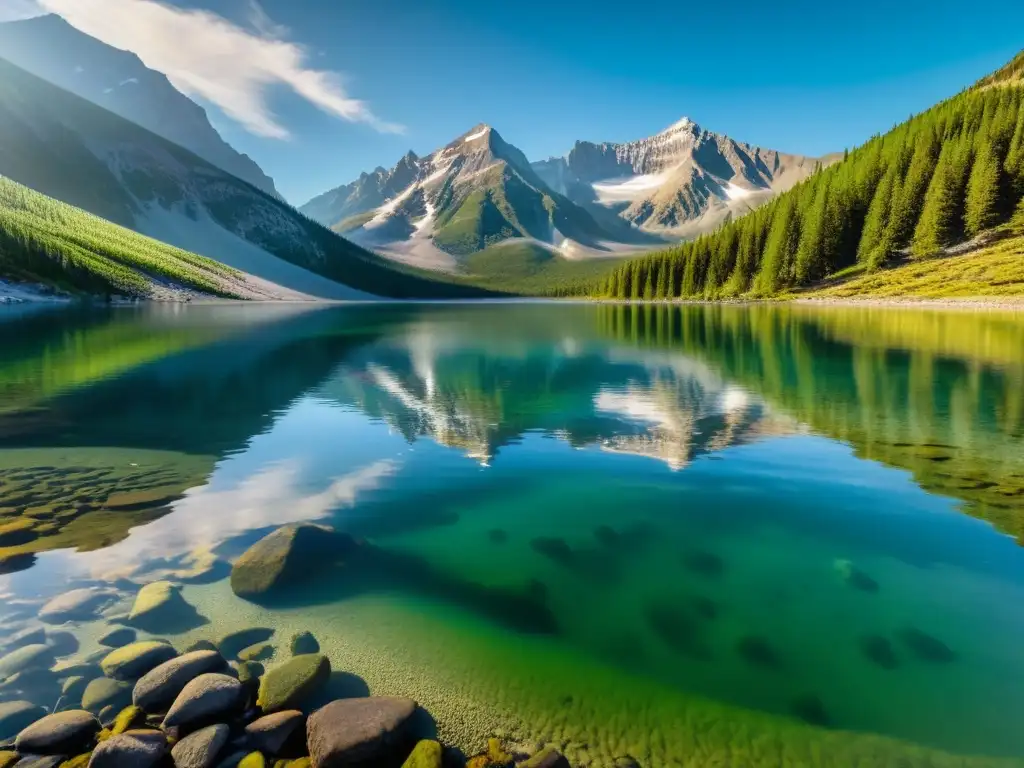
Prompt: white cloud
<box><xmin>0</xmin><ymin>0</ymin><xmax>45</xmax><ymax>21</ymax></box>
<box><xmin>35</xmin><ymin>0</ymin><xmax>404</xmax><ymax>139</ymax></box>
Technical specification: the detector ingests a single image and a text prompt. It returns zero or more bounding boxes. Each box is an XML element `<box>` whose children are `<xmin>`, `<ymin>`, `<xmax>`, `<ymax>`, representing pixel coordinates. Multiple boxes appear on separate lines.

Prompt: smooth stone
<box><xmin>14</xmin><ymin>710</ymin><xmax>99</xmax><ymax>755</ymax></box>
<box><xmin>257</xmin><ymin>656</ymin><xmax>330</xmax><ymax>713</ymax></box>
<box><xmin>100</xmin><ymin>643</ymin><xmax>177</xmax><ymax>681</ymax></box>
<box><xmin>128</xmin><ymin>582</ymin><xmax>200</xmax><ymax>631</ymax></box>
<box><xmin>81</xmin><ymin>679</ymin><xmax>132</xmax><ymax>716</ymax></box>
<box><xmin>230</xmin><ymin>525</ymin><xmax>354</xmax><ymax>600</ymax></box>
<box><xmin>98</xmin><ymin>629</ymin><xmax>136</xmax><ymax>649</ymax></box>
<box><xmin>12</xmin><ymin>756</ymin><xmax>62</xmax><ymax>768</ymax></box>
<box><xmin>185</xmin><ymin>641</ymin><xmax>219</xmax><ymax>655</ymax></box>
<box><xmin>237</xmin><ymin>644</ymin><xmax>274</xmax><ymax>664</ymax></box>
<box><xmin>306</xmin><ymin>697</ymin><xmax>417</xmax><ymax>766</ymax></box>
<box><xmin>401</xmin><ymin>739</ymin><xmax>442</xmax><ymax>768</ymax></box>
<box><xmin>60</xmin><ymin>677</ymin><xmax>88</xmax><ymax>703</ymax></box>
<box><xmin>0</xmin><ymin>701</ymin><xmax>46</xmax><ymax>741</ymax></box>
<box><xmin>217</xmin><ymin>630</ymin><xmax>274</xmax><ymax>662</ymax></box>
<box><xmin>522</xmin><ymin>747</ymin><xmax>571</xmax><ymax>768</ymax></box>
<box><xmin>162</xmin><ymin>674</ymin><xmax>243</xmax><ymax>729</ymax></box>
<box><xmin>232</xmin><ymin>662</ymin><xmax>264</xmax><ymax>687</ymax></box>
<box><xmin>0</xmin><ymin>629</ymin><xmax>45</xmax><ymax>653</ymax></box>
<box><xmin>133</xmin><ymin>651</ymin><xmax>227</xmax><ymax>713</ymax></box>
<box><xmin>237</xmin><ymin>753</ymin><xmax>265</xmax><ymax>768</ymax></box>
<box><xmin>171</xmin><ymin>724</ymin><xmax>229</xmax><ymax>768</ymax></box>
<box><xmin>43</xmin><ymin>633</ymin><xmax>77</xmax><ymax>659</ymax></box>
<box><xmin>288</xmin><ymin>633</ymin><xmax>318</xmax><ymax>657</ymax></box>
<box><xmin>38</xmin><ymin>590</ymin><xmax>116</xmax><ymax>624</ymax></box>
<box><xmin>88</xmin><ymin>729</ymin><xmax>168</xmax><ymax>768</ymax></box>
<box><xmin>244</xmin><ymin>710</ymin><xmax>303</xmax><ymax>755</ymax></box>
<box><xmin>0</xmin><ymin>646</ymin><xmax>55</xmax><ymax>679</ymax></box>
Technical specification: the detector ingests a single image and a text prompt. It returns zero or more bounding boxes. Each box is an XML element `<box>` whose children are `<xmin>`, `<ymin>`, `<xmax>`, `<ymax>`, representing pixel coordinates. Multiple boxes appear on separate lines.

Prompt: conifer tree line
<box><xmin>588</xmin><ymin>71</ymin><xmax>1024</xmax><ymax>300</ymax></box>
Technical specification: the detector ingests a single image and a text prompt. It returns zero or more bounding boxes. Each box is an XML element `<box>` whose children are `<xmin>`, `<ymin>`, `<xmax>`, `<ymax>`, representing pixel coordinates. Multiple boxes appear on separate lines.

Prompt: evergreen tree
<box><xmin>965</xmin><ymin>139</ymin><xmax>1003</xmax><ymax>235</ymax></box>
<box><xmin>756</xmin><ymin>196</ymin><xmax>800</xmax><ymax>294</ymax></box>
<box><xmin>912</xmin><ymin>142</ymin><xmax>961</xmax><ymax>256</ymax></box>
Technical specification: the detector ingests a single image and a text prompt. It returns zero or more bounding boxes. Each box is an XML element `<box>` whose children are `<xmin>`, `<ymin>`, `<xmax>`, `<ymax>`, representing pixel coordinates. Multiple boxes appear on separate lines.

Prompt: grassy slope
<box><xmin>464</xmin><ymin>240</ymin><xmax>623</xmax><ymax>294</ymax></box>
<box><xmin>0</xmin><ymin>175</ymin><xmax>244</xmax><ymax>298</ymax></box>
<box><xmin>804</xmin><ymin>230</ymin><xmax>1024</xmax><ymax>299</ymax></box>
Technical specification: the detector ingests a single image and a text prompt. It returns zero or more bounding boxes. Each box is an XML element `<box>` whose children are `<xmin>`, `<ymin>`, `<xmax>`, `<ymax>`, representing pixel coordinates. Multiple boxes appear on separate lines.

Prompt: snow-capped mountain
<box><xmin>0</xmin><ymin>14</ymin><xmax>280</xmax><ymax>200</ymax></box>
<box><xmin>300</xmin><ymin>124</ymin><xmax>643</xmax><ymax>269</ymax></box>
<box><xmin>532</xmin><ymin>117</ymin><xmax>830</xmax><ymax>236</ymax></box>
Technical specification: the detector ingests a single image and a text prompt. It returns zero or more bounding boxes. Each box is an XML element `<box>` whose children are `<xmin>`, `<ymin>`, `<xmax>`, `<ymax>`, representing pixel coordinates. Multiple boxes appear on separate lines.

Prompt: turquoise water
<box><xmin>1</xmin><ymin>302</ymin><xmax>1023</xmax><ymax>767</ymax></box>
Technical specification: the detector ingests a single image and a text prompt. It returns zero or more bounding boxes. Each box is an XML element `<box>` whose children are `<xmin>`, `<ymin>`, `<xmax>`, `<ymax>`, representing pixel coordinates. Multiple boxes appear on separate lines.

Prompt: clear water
<box><xmin>1</xmin><ymin>302</ymin><xmax>1023</xmax><ymax>768</ymax></box>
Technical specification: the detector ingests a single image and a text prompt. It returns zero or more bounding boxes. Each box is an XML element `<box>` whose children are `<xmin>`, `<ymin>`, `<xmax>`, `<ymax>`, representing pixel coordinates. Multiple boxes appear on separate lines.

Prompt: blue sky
<box><xmin>21</xmin><ymin>0</ymin><xmax>1024</xmax><ymax>203</ymax></box>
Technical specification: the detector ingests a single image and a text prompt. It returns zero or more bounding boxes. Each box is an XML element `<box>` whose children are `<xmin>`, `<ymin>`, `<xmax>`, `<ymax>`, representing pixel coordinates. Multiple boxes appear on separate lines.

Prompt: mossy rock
<box><xmin>521</xmin><ymin>747</ymin><xmax>570</xmax><ymax>768</ymax></box>
<box><xmin>100</xmin><ymin>642</ymin><xmax>177</xmax><ymax>681</ymax></box>
<box><xmin>230</xmin><ymin>524</ymin><xmax>355</xmax><ymax>600</ymax></box>
<box><xmin>239</xmin><ymin>643</ymin><xmax>275</xmax><ymax>663</ymax></box>
<box><xmin>218</xmin><ymin>628</ymin><xmax>274</xmax><ymax>661</ymax></box>
<box><xmin>289</xmin><ymin>632</ymin><xmax>319</xmax><ymax>657</ymax></box>
<box><xmin>59</xmin><ymin>753</ymin><xmax>92</xmax><ymax>767</ymax></box>
<box><xmin>110</xmin><ymin>705</ymin><xmax>145</xmax><ymax>735</ymax></box>
<box><xmin>0</xmin><ymin>751</ymin><xmax>17</xmax><ymax>768</ymax></box>
<box><xmin>233</xmin><ymin>661</ymin><xmax>265</xmax><ymax>686</ymax></box>
<box><xmin>0</xmin><ymin>518</ymin><xmax>38</xmax><ymax>546</ymax></box>
<box><xmin>239</xmin><ymin>753</ymin><xmax>267</xmax><ymax>768</ymax></box>
<box><xmin>0</xmin><ymin>644</ymin><xmax>55</xmax><ymax>678</ymax></box>
<box><xmin>98</xmin><ymin>628</ymin><xmax>136</xmax><ymax>649</ymax></box>
<box><xmin>0</xmin><ymin>700</ymin><xmax>46</xmax><ymax>741</ymax></box>
<box><xmin>257</xmin><ymin>654</ymin><xmax>330</xmax><ymax>712</ymax></box>
<box><xmin>81</xmin><ymin>678</ymin><xmax>132</xmax><ymax>715</ymax></box>
<box><xmin>403</xmin><ymin>739</ymin><xmax>443</xmax><ymax>768</ymax></box>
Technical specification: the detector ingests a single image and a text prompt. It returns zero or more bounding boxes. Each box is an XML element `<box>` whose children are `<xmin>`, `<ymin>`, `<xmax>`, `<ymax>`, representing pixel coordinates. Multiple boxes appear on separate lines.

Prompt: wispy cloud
<box><xmin>34</xmin><ymin>0</ymin><xmax>404</xmax><ymax>139</ymax></box>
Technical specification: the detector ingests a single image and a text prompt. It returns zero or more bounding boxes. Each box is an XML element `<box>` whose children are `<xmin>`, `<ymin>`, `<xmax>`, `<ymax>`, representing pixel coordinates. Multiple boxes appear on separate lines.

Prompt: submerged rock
<box><xmin>681</xmin><ymin>549</ymin><xmax>725</xmax><ymax>577</ymax></box>
<box><xmin>834</xmin><ymin>559</ymin><xmax>879</xmax><ymax>593</ymax></box>
<box><xmin>529</xmin><ymin>537</ymin><xmax>573</xmax><ymax>565</ymax></box>
<box><xmin>0</xmin><ymin>645</ymin><xmax>54</xmax><ymax>679</ymax></box>
<box><xmin>0</xmin><ymin>701</ymin><xmax>46</xmax><ymax>741</ymax></box>
<box><xmin>257</xmin><ymin>655</ymin><xmax>330</xmax><ymax>713</ymax></box>
<box><xmin>133</xmin><ymin>650</ymin><xmax>228</xmax><ymax>713</ymax></box>
<box><xmin>127</xmin><ymin>581</ymin><xmax>205</xmax><ymax>632</ymax></box>
<box><xmin>0</xmin><ymin>628</ymin><xmax>46</xmax><ymax>653</ymax></box>
<box><xmin>289</xmin><ymin>632</ymin><xmax>319</xmax><ymax>657</ymax></box>
<box><xmin>645</xmin><ymin>602</ymin><xmax>709</xmax><ymax>659</ymax></box>
<box><xmin>218</xmin><ymin>629</ymin><xmax>275</xmax><ymax>661</ymax></box>
<box><xmin>306</xmin><ymin>696</ymin><xmax>417</xmax><ymax>766</ymax></box>
<box><xmin>89</xmin><ymin>729</ymin><xmax>168</xmax><ymax>768</ymax></box>
<box><xmin>171</xmin><ymin>723</ymin><xmax>230</xmax><ymax>768</ymax></box>
<box><xmin>244</xmin><ymin>709</ymin><xmax>303</xmax><ymax>755</ymax></box>
<box><xmin>38</xmin><ymin>589</ymin><xmax>117</xmax><ymax>624</ymax></box>
<box><xmin>859</xmin><ymin>635</ymin><xmax>899</xmax><ymax>669</ymax></box>
<box><xmin>100</xmin><ymin>642</ymin><xmax>177</xmax><ymax>681</ymax></box>
<box><xmin>230</xmin><ymin>524</ymin><xmax>355</xmax><ymax>600</ymax></box>
<box><xmin>9</xmin><ymin>755</ymin><xmax>62</xmax><ymax>767</ymax></box>
<box><xmin>98</xmin><ymin>628</ymin><xmax>136</xmax><ymax>649</ymax></box>
<box><xmin>899</xmin><ymin>628</ymin><xmax>956</xmax><ymax>663</ymax></box>
<box><xmin>162</xmin><ymin>673</ymin><xmax>243</xmax><ymax>729</ymax></box>
<box><xmin>402</xmin><ymin>739</ymin><xmax>443</xmax><ymax>768</ymax></box>
<box><xmin>791</xmin><ymin>693</ymin><xmax>831</xmax><ymax>727</ymax></box>
<box><xmin>14</xmin><ymin>710</ymin><xmax>100</xmax><ymax>755</ymax></box>
<box><xmin>81</xmin><ymin>678</ymin><xmax>132</xmax><ymax>716</ymax></box>
<box><xmin>238</xmin><ymin>643</ymin><xmax>275</xmax><ymax>663</ymax></box>
<box><xmin>522</xmin><ymin>747</ymin><xmax>571</xmax><ymax>768</ymax></box>
<box><xmin>736</xmin><ymin>635</ymin><xmax>782</xmax><ymax>669</ymax></box>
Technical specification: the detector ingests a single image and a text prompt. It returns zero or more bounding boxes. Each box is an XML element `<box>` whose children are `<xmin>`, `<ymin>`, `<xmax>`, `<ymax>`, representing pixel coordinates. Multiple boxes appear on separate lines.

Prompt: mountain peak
<box><xmin>658</xmin><ymin>116</ymin><xmax>696</xmax><ymax>135</ymax></box>
<box><xmin>461</xmin><ymin>124</ymin><xmax>493</xmax><ymax>144</ymax></box>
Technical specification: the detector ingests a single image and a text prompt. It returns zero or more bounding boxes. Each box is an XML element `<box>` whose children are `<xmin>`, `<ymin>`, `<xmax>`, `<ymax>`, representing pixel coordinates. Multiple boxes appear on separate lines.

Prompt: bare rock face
<box><xmin>306</xmin><ymin>697</ymin><xmax>417</xmax><ymax>767</ymax></box>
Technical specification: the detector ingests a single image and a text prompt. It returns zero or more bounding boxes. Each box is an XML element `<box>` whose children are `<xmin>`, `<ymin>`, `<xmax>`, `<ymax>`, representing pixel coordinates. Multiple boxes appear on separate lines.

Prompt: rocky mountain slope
<box><xmin>300</xmin><ymin>124</ymin><xmax>651</xmax><ymax>270</ymax></box>
<box><xmin>533</xmin><ymin>117</ymin><xmax>830</xmax><ymax>237</ymax></box>
<box><xmin>0</xmin><ymin>55</ymin><xmax>489</xmax><ymax>299</ymax></box>
<box><xmin>0</xmin><ymin>13</ymin><xmax>280</xmax><ymax>199</ymax></box>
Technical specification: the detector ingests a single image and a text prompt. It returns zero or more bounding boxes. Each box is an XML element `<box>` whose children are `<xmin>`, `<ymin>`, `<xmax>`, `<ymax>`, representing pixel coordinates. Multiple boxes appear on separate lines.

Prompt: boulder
<box><xmin>522</xmin><ymin>747</ymin><xmax>570</xmax><ymax>768</ymax></box>
<box><xmin>38</xmin><ymin>589</ymin><xmax>117</xmax><ymax>624</ymax></box>
<box><xmin>243</xmin><ymin>710</ymin><xmax>303</xmax><ymax>755</ymax></box>
<box><xmin>98</xmin><ymin>629</ymin><xmax>136</xmax><ymax>649</ymax></box>
<box><xmin>127</xmin><ymin>582</ymin><xmax>202</xmax><ymax>632</ymax></box>
<box><xmin>229</xmin><ymin>525</ymin><xmax>354</xmax><ymax>600</ymax></box>
<box><xmin>170</xmin><ymin>724</ymin><xmax>230</xmax><ymax>768</ymax></box>
<box><xmin>81</xmin><ymin>679</ymin><xmax>132</xmax><ymax>716</ymax></box>
<box><xmin>185</xmin><ymin>640</ymin><xmax>219</xmax><ymax>654</ymax></box>
<box><xmin>402</xmin><ymin>740</ymin><xmax>443</xmax><ymax>768</ymax></box>
<box><xmin>0</xmin><ymin>701</ymin><xmax>45</xmax><ymax>741</ymax></box>
<box><xmin>0</xmin><ymin>646</ymin><xmax>55</xmax><ymax>679</ymax></box>
<box><xmin>237</xmin><ymin>644</ymin><xmax>274</xmax><ymax>663</ymax></box>
<box><xmin>306</xmin><ymin>697</ymin><xmax>417</xmax><ymax>767</ymax></box>
<box><xmin>217</xmin><ymin>630</ymin><xmax>274</xmax><ymax>662</ymax></box>
<box><xmin>100</xmin><ymin>643</ymin><xmax>177</xmax><ymax>681</ymax></box>
<box><xmin>162</xmin><ymin>674</ymin><xmax>243</xmax><ymax>730</ymax></box>
<box><xmin>133</xmin><ymin>651</ymin><xmax>227</xmax><ymax>713</ymax></box>
<box><xmin>14</xmin><ymin>710</ymin><xmax>99</xmax><ymax>755</ymax></box>
<box><xmin>257</xmin><ymin>655</ymin><xmax>330</xmax><ymax>713</ymax></box>
<box><xmin>88</xmin><ymin>729</ymin><xmax>168</xmax><ymax>768</ymax></box>
<box><xmin>10</xmin><ymin>756</ymin><xmax>62</xmax><ymax>767</ymax></box>
<box><xmin>288</xmin><ymin>633</ymin><xmax>319</xmax><ymax>657</ymax></box>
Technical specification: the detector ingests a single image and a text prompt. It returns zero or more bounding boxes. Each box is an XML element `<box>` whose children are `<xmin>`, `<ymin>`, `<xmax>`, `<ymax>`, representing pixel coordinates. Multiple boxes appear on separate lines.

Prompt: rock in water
<box><xmin>306</xmin><ymin>697</ymin><xmax>417</xmax><ymax>767</ymax></box>
<box><xmin>133</xmin><ymin>650</ymin><xmax>228</xmax><ymax>713</ymax></box>
<box><xmin>859</xmin><ymin>635</ymin><xmax>899</xmax><ymax>669</ymax></box>
<box><xmin>230</xmin><ymin>524</ymin><xmax>355</xmax><ymax>600</ymax></box>
<box><xmin>899</xmin><ymin>628</ymin><xmax>956</xmax><ymax>663</ymax></box>
<box><xmin>100</xmin><ymin>642</ymin><xmax>177</xmax><ymax>681</ymax></box>
<box><xmin>162</xmin><ymin>673</ymin><xmax>243</xmax><ymax>729</ymax></box>
<box><xmin>0</xmin><ymin>701</ymin><xmax>46</xmax><ymax>741</ymax></box>
<box><xmin>81</xmin><ymin>678</ymin><xmax>132</xmax><ymax>716</ymax></box>
<box><xmin>127</xmin><ymin>581</ymin><xmax>203</xmax><ymax>631</ymax></box>
<box><xmin>289</xmin><ymin>632</ymin><xmax>319</xmax><ymax>657</ymax></box>
<box><xmin>522</xmin><ymin>747</ymin><xmax>571</xmax><ymax>768</ymax></box>
<box><xmin>89</xmin><ymin>729</ymin><xmax>168</xmax><ymax>768</ymax></box>
<box><xmin>14</xmin><ymin>710</ymin><xmax>100</xmax><ymax>755</ymax></box>
<box><xmin>38</xmin><ymin>588</ymin><xmax>117</xmax><ymax>624</ymax></box>
<box><xmin>9</xmin><ymin>756</ymin><xmax>62</xmax><ymax>767</ymax></box>
<box><xmin>257</xmin><ymin>655</ymin><xmax>330</xmax><ymax>713</ymax></box>
<box><xmin>244</xmin><ymin>710</ymin><xmax>304</xmax><ymax>755</ymax></box>
<box><xmin>791</xmin><ymin>693</ymin><xmax>831</xmax><ymax>727</ymax></box>
<box><xmin>0</xmin><ymin>627</ymin><xmax>46</xmax><ymax>652</ymax></box>
<box><xmin>218</xmin><ymin>629</ymin><xmax>274</xmax><ymax>661</ymax></box>
<box><xmin>98</xmin><ymin>628</ymin><xmax>137</xmax><ymax>649</ymax></box>
<box><xmin>834</xmin><ymin>559</ymin><xmax>879</xmax><ymax>593</ymax></box>
<box><xmin>0</xmin><ymin>645</ymin><xmax>54</xmax><ymax>678</ymax></box>
<box><xmin>171</xmin><ymin>723</ymin><xmax>230</xmax><ymax>768</ymax></box>
<box><xmin>402</xmin><ymin>739</ymin><xmax>443</xmax><ymax>768</ymax></box>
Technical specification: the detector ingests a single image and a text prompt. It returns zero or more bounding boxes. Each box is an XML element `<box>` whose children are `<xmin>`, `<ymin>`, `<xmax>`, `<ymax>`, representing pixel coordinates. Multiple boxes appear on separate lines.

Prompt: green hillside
<box><xmin>463</xmin><ymin>240</ymin><xmax>623</xmax><ymax>294</ymax></box>
<box><xmin>0</xmin><ymin>175</ymin><xmax>243</xmax><ymax>298</ymax></box>
<box><xmin>587</xmin><ymin>53</ymin><xmax>1024</xmax><ymax>300</ymax></box>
